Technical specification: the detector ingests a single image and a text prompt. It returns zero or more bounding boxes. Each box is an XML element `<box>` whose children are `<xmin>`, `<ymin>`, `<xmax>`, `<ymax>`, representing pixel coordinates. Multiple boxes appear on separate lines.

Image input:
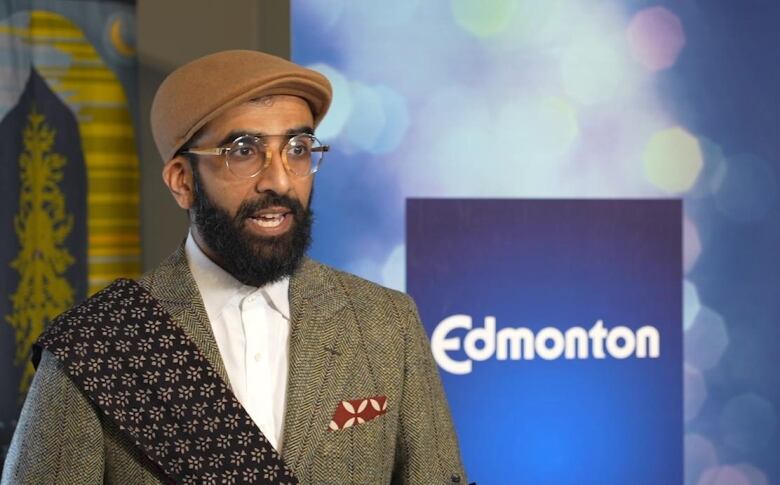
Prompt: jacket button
<box><xmin>451</xmin><ymin>474</ymin><xmax>461</xmax><ymax>483</ymax></box>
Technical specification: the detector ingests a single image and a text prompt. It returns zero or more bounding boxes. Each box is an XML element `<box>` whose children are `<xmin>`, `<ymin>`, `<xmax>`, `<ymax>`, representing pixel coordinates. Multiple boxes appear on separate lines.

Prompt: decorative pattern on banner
<box><xmin>0</xmin><ymin>1</ymin><xmax>139</xmax><ymax>464</ymax></box>
<box><xmin>0</xmin><ymin>9</ymin><xmax>141</xmax><ymax>296</ymax></box>
<box><xmin>7</xmin><ymin>106</ymin><xmax>76</xmax><ymax>396</ymax></box>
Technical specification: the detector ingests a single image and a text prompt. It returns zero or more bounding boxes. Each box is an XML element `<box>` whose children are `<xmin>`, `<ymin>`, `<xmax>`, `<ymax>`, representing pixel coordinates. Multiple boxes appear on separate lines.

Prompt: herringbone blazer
<box><xmin>2</xmin><ymin>248</ymin><xmax>466</xmax><ymax>484</ymax></box>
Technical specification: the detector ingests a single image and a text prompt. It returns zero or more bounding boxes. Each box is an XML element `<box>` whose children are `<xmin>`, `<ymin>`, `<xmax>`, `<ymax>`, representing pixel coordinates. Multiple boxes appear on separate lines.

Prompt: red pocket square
<box><xmin>328</xmin><ymin>395</ymin><xmax>388</xmax><ymax>431</ymax></box>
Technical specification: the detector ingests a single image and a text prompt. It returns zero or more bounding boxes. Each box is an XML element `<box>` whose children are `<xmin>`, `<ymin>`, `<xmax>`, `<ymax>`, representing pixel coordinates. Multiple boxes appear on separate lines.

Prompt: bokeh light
<box><xmin>343</xmin><ymin>81</ymin><xmax>386</xmax><ymax>153</ymax></box>
<box><xmin>734</xmin><ymin>463</ymin><xmax>770</xmax><ymax>485</ymax></box>
<box><xmin>450</xmin><ymin>0</ymin><xmax>516</xmax><ymax>38</ymax></box>
<box><xmin>294</xmin><ymin>1</ymin><xmax>780</xmax><ymax>481</ymax></box>
<box><xmin>683</xmin><ymin>217</ymin><xmax>702</xmax><ymax>274</ymax></box>
<box><xmin>497</xmin><ymin>0</ymin><xmax>571</xmax><ymax>48</ymax></box>
<box><xmin>572</xmin><ymin>102</ymin><xmax>669</xmax><ymax>197</ymax></box>
<box><xmin>643</xmin><ymin>127</ymin><xmax>703</xmax><ymax>194</ymax></box>
<box><xmin>711</xmin><ymin>154</ymin><xmax>778</xmax><ymax>223</ymax></box>
<box><xmin>719</xmin><ymin>393</ymin><xmax>778</xmax><ymax>453</ymax></box>
<box><xmin>685</xmin><ymin>305</ymin><xmax>729</xmax><ymax>371</ymax></box>
<box><xmin>343</xmin><ymin>257</ymin><xmax>383</xmax><ymax>286</ymax></box>
<box><xmin>560</xmin><ymin>35</ymin><xmax>631</xmax><ymax>105</ymax></box>
<box><xmin>401</xmin><ymin>84</ymin><xmax>497</xmax><ymax>197</ymax></box>
<box><xmin>684</xmin><ymin>363</ymin><xmax>707</xmax><ymax>423</ymax></box>
<box><xmin>683</xmin><ymin>279</ymin><xmax>701</xmax><ymax>331</ymax></box>
<box><xmin>371</xmin><ymin>85</ymin><xmax>410</xmax><ymax>155</ymax></box>
<box><xmin>381</xmin><ymin>244</ymin><xmax>405</xmax><ymax>291</ymax></box>
<box><xmin>307</xmin><ymin>63</ymin><xmax>353</xmax><ymax>141</ymax></box>
<box><xmin>304</xmin><ymin>67</ymin><xmax>409</xmax><ymax>157</ymax></box>
<box><xmin>698</xmin><ymin>466</ymin><xmax>751</xmax><ymax>485</ymax></box>
<box><xmin>627</xmin><ymin>6</ymin><xmax>686</xmax><ymax>71</ymax></box>
<box><xmin>687</xmin><ymin>137</ymin><xmax>727</xmax><ymax>199</ymax></box>
<box><xmin>498</xmin><ymin>96</ymin><xmax>579</xmax><ymax>161</ymax></box>
<box><xmin>685</xmin><ymin>433</ymin><xmax>718</xmax><ymax>485</ymax></box>
<box><xmin>354</xmin><ymin>0</ymin><xmax>421</xmax><ymax>26</ymax></box>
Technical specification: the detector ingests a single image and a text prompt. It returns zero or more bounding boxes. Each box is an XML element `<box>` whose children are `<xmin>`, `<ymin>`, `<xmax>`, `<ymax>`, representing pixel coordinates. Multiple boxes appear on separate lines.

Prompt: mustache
<box><xmin>234</xmin><ymin>193</ymin><xmax>306</xmax><ymax>222</ymax></box>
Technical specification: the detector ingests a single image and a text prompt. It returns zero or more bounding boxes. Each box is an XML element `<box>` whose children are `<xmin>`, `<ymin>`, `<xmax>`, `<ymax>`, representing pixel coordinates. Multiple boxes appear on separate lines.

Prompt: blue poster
<box><xmin>407</xmin><ymin>199</ymin><xmax>682</xmax><ymax>485</ymax></box>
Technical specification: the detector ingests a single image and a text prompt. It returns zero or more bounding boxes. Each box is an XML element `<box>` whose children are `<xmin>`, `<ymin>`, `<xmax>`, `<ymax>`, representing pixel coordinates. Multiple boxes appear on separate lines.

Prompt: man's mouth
<box><xmin>248</xmin><ymin>208</ymin><xmax>293</xmax><ymax>229</ymax></box>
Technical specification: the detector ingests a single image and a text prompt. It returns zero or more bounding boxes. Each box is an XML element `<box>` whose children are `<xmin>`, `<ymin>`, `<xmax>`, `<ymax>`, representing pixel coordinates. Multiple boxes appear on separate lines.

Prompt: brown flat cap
<box><xmin>151</xmin><ymin>49</ymin><xmax>332</xmax><ymax>162</ymax></box>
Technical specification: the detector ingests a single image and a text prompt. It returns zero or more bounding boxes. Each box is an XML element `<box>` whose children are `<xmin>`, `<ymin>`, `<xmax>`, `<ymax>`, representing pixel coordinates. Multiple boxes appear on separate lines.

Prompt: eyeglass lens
<box><xmin>227</xmin><ymin>134</ymin><xmax>323</xmax><ymax>178</ymax></box>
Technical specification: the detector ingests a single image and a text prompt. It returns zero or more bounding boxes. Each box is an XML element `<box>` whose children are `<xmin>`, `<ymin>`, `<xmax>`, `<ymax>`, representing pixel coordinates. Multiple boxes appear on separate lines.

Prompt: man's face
<box><xmin>184</xmin><ymin>95</ymin><xmax>316</xmax><ymax>286</ymax></box>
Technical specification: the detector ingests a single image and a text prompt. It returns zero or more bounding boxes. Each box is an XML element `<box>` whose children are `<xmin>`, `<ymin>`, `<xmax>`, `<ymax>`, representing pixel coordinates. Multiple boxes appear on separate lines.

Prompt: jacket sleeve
<box><xmin>392</xmin><ymin>295</ymin><xmax>467</xmax><ymax>485</ymax></box>
<box><xmin>2</xmin><ymin>350</ymin><xmax>105</xmax><ymax>485</ymax></box>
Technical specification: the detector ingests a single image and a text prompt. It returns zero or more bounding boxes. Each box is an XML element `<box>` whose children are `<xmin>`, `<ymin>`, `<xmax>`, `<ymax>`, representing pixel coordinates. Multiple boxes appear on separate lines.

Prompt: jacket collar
<box><xmin>139</xmin><ymin>245</ymin><xmax>230</xmax><ymax>385</ymax></box>
<box><xmin>139</xmin><ymin>246</ymin><xmax>356</xmax><ymax>472</ymax></box>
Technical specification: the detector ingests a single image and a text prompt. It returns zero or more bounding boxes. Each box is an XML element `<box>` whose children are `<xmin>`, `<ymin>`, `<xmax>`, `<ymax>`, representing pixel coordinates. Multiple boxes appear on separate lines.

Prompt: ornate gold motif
<box><xmin>6</xmin><ymin>105</ymin><xmax>75</xmax><ymax>395</ymax></box>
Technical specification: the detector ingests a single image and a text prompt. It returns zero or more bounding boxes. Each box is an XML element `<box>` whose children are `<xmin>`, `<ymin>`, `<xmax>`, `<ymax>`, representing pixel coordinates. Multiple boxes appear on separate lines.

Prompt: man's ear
<box><xmin>162</xmin><ymin>155</ymin><xmax>195</xmax><ymax>210</ymax></box>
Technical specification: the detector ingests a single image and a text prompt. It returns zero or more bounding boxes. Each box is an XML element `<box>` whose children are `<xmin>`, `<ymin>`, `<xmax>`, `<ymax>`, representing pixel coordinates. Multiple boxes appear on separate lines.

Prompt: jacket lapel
<box><xmin>139</xmin><ymin>246</ymin><xmax>230</xmax><ymax>385</ymax></box>
<box><xmin>142</xmin><ymin>250</ymin><xmax>356</xmax><ymax>473</ymax></box>
<box><xmin>281</xmin><ymin>258</ymin><xmax>357</xmax><ymax>472</ymax></box>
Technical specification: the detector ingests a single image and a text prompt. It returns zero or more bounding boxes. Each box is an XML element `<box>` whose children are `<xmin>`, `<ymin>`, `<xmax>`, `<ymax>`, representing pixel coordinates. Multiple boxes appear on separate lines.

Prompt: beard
<box><xmin>191</xmin><ymin>167</ymin><xmax>313</xmax><ymax>287</ymax></box>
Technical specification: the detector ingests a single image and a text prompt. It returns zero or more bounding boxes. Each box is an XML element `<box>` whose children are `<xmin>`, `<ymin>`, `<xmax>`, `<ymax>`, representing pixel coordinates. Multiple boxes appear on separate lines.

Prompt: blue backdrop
<box><xmin>407</xmin><ymin>199</ymin><xmax>682</xmax><ymax>484</ymax></box>
<box><xmin>293</xmin><ymin>1</ymin><xmax>780</xmax><ymax>483</ymax></box>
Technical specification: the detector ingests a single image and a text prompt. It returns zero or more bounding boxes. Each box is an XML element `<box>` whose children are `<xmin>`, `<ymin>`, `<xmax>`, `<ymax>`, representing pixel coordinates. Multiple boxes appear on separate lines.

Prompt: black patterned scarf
<box><xmin>34</xmin><ymin>278</ymin><xmax>298</xmax><ymax>485</ymax></box>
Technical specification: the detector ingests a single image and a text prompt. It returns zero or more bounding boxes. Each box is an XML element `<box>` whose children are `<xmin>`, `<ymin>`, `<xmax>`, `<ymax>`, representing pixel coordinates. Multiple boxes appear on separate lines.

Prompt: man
<box><xmin>2</xmin><ymin>50</ymin><xmax>466</xmax><ymax>484</ymax></box>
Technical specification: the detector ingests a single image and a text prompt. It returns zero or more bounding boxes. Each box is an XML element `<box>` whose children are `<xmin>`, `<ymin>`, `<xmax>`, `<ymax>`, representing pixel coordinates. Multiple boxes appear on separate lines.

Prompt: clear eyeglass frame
<box><xmin>183</xmin><ymin>133</ymin><xmax>330</xmax><ymax>179</ymax></box>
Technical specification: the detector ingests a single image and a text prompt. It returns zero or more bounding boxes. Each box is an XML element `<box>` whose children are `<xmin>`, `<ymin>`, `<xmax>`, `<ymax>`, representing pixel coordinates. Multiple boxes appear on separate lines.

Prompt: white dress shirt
<box><xmin>185</xmin><ymin>233</ymin><xmax>290</xmax><ymax>450</ymax></box>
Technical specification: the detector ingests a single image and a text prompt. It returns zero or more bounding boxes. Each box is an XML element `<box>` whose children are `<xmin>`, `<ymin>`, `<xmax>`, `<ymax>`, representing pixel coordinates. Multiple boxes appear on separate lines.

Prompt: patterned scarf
<box><xmin>34</xmin><ymin>278</ymin><xmax>298</xmax><ymax>484</ymax></box>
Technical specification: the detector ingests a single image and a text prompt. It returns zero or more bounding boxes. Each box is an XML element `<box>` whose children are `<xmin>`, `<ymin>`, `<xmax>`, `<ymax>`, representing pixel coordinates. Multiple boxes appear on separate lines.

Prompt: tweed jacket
<box><xmin>2</xmin><ymin>248</ymin><xmax>466</xmax><ymax>484</ymax></box>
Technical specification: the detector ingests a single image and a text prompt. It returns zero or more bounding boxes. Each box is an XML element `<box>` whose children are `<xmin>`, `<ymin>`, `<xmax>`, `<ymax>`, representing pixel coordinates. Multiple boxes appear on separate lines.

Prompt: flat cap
<box><xmin>151</xmin><ymin>49</ymin><xmax>332</xmax><ymax>162</ymax></box>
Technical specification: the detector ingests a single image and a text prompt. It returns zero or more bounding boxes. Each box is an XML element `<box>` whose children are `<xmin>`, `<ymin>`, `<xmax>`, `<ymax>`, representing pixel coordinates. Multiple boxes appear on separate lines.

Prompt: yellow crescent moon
<box><xmin>110</xmin><ymin>18</ymin><xmax>135</xmax><ymax>57</ymax></box>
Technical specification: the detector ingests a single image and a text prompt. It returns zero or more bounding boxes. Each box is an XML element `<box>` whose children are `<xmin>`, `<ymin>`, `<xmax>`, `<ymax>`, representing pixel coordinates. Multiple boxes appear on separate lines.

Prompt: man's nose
<box><xmin>254</xmin><ymin>148</ymin><xmax>291</xmax><ymax>195</ymax></box>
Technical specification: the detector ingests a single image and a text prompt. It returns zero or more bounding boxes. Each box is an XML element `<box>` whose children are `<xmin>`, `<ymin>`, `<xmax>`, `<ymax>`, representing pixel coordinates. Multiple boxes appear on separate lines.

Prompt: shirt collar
<box><xmin>185</xmin><ymin>232</ymin><xmax>290</xmax><ymax>321</ymax></box>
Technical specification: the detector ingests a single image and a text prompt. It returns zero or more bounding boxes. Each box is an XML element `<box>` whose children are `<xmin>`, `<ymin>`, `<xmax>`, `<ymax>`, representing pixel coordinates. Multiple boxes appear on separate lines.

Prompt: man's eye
<box><xmin>288</xmin><ymin>143</ymin><xmax>311</xmax><ymax>158</ymax></box>
<box><xmin>232</xmin><ymin>144</ymin><xmax>258</xmax><ymax>160</ymax></box>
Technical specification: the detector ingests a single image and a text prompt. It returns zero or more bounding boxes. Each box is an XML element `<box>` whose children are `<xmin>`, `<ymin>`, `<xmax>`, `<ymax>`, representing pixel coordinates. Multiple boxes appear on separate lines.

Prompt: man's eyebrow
<box><xmin>214</xmin><ymin>126</ymin><xmax>315</xmax><ymax>148</ymax></box>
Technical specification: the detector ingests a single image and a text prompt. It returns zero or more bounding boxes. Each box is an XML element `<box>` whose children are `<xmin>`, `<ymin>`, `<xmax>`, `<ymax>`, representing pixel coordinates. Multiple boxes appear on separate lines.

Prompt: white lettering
<box><xmin>463</xmin><ymin>316</ymin><xmax>495</xmax><ymax>361</ymax></box>
<box><xmin>496</xmin><ymin>327</ymin><xmax>535</xmax><ymax>360</ymax></box>
<box><xmin>431</xmin><ymin>314</ymin><xmax>472</xmax><ymax>375</ymax></box>
<box><xmin>564</xmin><ymin>326</ymin><xmax>589</xmax><ymax>359</ymax></box>
<box><xmin>431</xmin><ymin>316</ymin><xmax>662</xmax><ymax>374</ymax></box>
<box><xmin>636</xmin><ymin>325</ymin><xmax>661</xmax><ymax>357</ymax></box>
<box><xmin>606</xmin><ymin>326</ymin><xmax>635</xmax><ymax>359</ymax></box>
<box><xmin>589</xmin><ymin>320</ymin><xmax>608</xmax><ymax>359</ymax></box>
<box><xmin>535</xmin><ymin>327</ymin><xmax>565</xmax><ymax>360</ymax></box>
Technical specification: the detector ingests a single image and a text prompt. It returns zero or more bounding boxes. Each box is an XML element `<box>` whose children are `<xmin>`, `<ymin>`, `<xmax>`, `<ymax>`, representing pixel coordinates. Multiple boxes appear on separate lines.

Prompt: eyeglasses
<box><xmin>183</xmin><ymin>133</ymin><xmax>330</xmax><ymax>178</ymax></box>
